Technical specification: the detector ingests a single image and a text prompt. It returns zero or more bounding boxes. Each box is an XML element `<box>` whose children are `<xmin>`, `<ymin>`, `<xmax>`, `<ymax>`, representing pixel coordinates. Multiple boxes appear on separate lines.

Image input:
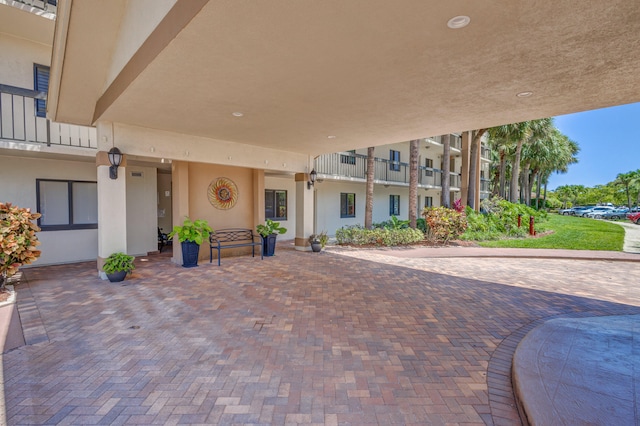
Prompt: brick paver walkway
<box><xmin>3</xmin><ymin>244</ymin><xmax>640</xmax><ymax>425</ymax></box>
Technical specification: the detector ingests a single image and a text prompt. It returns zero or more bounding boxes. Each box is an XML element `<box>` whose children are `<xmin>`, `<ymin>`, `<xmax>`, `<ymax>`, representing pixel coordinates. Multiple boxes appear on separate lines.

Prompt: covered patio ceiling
<box><xmin>50</xmin><ymin>0</ymin><xmax>640</xmax><ymax>156</ymax></box>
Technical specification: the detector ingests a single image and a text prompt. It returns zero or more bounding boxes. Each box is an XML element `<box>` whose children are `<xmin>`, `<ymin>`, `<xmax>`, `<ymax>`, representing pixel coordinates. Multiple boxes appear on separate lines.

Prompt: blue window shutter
<box><xmin>34</xmin><ymin>64</ymin><xmax>50</xmax><ymax>118</ymax></box>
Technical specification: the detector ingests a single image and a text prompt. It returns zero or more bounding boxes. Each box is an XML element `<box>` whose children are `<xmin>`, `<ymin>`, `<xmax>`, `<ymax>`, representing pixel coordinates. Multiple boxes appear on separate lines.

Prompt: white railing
<box><xmin>0</xmin><ymin>85</ymin><xmax>96</xmax><ymax>149</ymax></box>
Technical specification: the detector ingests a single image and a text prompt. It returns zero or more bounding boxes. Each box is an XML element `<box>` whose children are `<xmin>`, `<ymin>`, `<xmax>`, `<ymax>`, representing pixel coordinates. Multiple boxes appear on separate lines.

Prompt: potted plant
<box><xmin>308</xmin><ymin>231</ymin><xmax>328</xmax><ymax>252</ymax></box>
<box><xmin>0</xmin><ymin>202</ymin><xmax>41</xmax><ymax>291</ymax></box>
<box><xmin>102</xmin><ymin>252</ymin><xmax>135</xmax><ymax>282</ymax></box>
<box><xmin>256</xmin><ymin>219</ymin><xmax>287</xmax><ymax>257</ymax></box>
<box><xmin>169</xmin><ymin>217</ymin><xmax>213</xmax><ymax>267</ymax></box>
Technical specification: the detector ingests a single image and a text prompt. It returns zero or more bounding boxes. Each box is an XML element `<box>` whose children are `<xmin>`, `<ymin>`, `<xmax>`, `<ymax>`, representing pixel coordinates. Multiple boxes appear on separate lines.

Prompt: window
<box><xmin>389</xmin><ymin>150</ymin><xmax>400</xmax><ymax>171</ymax></box>
<box><xmin>340</xmin><ymin>150</ymin><xmax>356</xmax><ymax>165</ymax></box>
<box><xmin>425</xmin><ymin>158</ymin><xmax>433</xmax><ymax>176</ymax></box>
<box><xmin>265</xmin><ymin>189</ymin><xmax>287</xmax><ymax>220</ymax></box>
<box><xmin>36</xmin><ymin>179</ymin><xmax>98</xmax><ymax>230</ymax></box>
<box><xmin>340</xmin><ymin>193</ymin><xmax>356</xmax><ymax>218</ymax></box>
<box><xmin>425</xmin><ymin>196</ymin><xmax>433</xmax><ymax>208</ymax></box>
<box><xmin>34</xmin><ymin>64</ymin><xmax>50</xmax><ymax>118</ymax></box>
<box><xmin>389</xmin><ymin>195</ymin><xmax>400</xmax><ymax>215</ymax></box>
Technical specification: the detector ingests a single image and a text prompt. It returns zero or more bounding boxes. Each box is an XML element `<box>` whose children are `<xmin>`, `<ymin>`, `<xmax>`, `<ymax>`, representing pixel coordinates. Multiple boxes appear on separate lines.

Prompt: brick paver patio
<box><xmin>3</xmin><ymin>244</ymin><xmax>640</xmax><ymax>425</ymax></box>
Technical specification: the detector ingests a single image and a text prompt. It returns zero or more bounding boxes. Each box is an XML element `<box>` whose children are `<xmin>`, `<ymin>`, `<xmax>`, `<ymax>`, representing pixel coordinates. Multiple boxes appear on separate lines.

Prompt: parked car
<box><xmin>627</xmin><ymin>212</ymin><xmax>640</xmax><ymax>224</ymax></box>
<box><xmin>583</xmin><ymin>206</ymin><xmax>616</xmax><ymax>218</ymax></box>
<box><xmin>600</xmin><ymin>209</ymin><xmax>629</xmax><ymax>220</ymax></box>
<box><xmin>558</xmin><ymin>207</ymin><xmax>574</xmax><ymax>215</ymax></box>
<box><xmin>570</xmin><ymin>206</ymin><xmax>592</xmax><ymax>216</ymax></box>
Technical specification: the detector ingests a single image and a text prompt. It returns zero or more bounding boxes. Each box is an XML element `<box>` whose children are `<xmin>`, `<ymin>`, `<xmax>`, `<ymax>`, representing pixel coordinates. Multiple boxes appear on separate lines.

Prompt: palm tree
<box><xmin>467</xmin><ymin>129</ymin><xmax>487</xmax><ymax>209</ymax></box>
<box><xmin>441</xmin><ymin>134</ymin><xmax>451</xmax><ymax>208</ymax></box>
<box><xmin>409</xmin><ymin>140</ymin><xmax>419</xmax><ymax>228</ymax></box>
<box><xmin>364</xmin><ymin>147</ymin><xmax>375</xmax><ymax>229</ymax></box>
<box><xmin>614</xmin><ymin>171</ymin><xmax>636</xmax><ymax>209</ymax></box>
<box><xmin>489</xmin><ymin>119</ymin><xmax>554</xmax><ymax>203</ymax></box>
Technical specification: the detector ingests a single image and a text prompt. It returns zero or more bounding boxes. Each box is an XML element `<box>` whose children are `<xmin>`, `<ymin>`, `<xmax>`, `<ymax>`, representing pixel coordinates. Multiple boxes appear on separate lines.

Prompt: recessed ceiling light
<box><xmin>232</xmin><ymin>112</ymin><xmax>244</xmax><ymax>117</ymax></box>
<box><xmin>327</xmin><ymin>135</ymin><xmax>336</xmax><ymax>139</ymax></box>
<box><xmin>447</xmin><ymin>16</ymin><xmax>470</xmax><ymax>29</ymax></box>
<box><xmin>516</xmin><ymin>91</ymin><xmax>533</xmax><ymax>98</ymax></box>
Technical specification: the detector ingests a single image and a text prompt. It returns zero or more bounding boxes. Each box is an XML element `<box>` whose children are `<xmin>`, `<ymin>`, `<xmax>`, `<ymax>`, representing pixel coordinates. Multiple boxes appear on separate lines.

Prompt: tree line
<box><xmin>554</xmin><ymin>171</ymin><xmax>640</xmax><ymax>208</ymax></box>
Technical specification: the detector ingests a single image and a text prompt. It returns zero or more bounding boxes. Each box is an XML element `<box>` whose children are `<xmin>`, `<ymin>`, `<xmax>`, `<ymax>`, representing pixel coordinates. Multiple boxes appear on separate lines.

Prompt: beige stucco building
<box><xmin>2</xmin><ymin>0</ymin><xmax>639</xmax><ymax>271</ymax></box>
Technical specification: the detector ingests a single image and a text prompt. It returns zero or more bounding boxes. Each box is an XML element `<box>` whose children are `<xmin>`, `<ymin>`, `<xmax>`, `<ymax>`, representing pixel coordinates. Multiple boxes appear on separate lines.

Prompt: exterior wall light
<box><xmin>308</xmin><ymin>169</ymin><xmax>317</xmax><ymax>189</ymax></box>
<box><xmin>108</xmin><ymin>147</ymin><xmax>123</xmax><ymax>179</ymax></box>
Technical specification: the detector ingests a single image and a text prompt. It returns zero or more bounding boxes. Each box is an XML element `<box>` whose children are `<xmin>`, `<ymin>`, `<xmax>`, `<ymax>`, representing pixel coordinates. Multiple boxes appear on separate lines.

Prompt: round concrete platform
<box><xmin>513</xmin><ymin>315</ymin><xmax>640</xmax><ymax>425</ymax></box>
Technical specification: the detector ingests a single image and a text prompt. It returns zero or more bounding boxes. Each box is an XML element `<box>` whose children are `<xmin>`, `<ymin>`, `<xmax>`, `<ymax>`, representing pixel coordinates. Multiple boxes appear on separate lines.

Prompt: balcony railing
<box><xmin>11</xmin><ymin>0</ymin><xmax>57</xmax><ymax>13</ymax></box>
<box><xmin>315</xmin><ymin>152</ymin><xmax>463</xmax><ymax>189</ymax></box>
<box><xmin>425</xmin><ymin>134</ymin><xmax>462</xmax><ymax>150</ymax></box>
<box><xmin>480</xmin><ymin>178</ymin><xmax>491</xmax><ymax>193</ymax></box>
<box><xmin>0</xmin><ymin>85</ymin><xmax>96</xmax><ymax>149</ymax></box>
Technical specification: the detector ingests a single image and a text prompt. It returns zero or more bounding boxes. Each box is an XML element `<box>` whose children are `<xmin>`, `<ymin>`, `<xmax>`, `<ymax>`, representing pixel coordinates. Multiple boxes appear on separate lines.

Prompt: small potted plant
<box><xmin>256</xmin><ymin>219</ymin><xmax>287</xmax><ymax>256</ymax></box>
<box><xmin>308</xmin><ymin>234</ymin><xmax>322</xmax><ymax>252</ymax></box>
<box><xmin>169</xmin><ymin>217</ymin><xmax>213</xmax><ymax>267</ymax></box>
<box><xmin>103</xmin><ymin>252</ymin><xmax>135</xmax><ymax>282</ymax></box>
<box><xmin>308</xmin><ymin>231</ymin><xmax>328</xmax><ymax>252</ymax></box>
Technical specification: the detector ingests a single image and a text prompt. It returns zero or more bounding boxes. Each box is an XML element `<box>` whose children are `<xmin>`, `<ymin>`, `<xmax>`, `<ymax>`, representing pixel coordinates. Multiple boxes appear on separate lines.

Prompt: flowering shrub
<box><xmin>462</xmin><ymin>197</ymin><xmax>548</xmax><ymax>240</ymax></box>
<box><xmin>422</xmin><ymin>207</ymin><xmax>468</xmax><ymax>243</ymax></box>
<box><xmin>335</xmin><ymin>225</ymin><xmax>424</xmax><ymax>246</ymax></box>
<box><xmin>0</xmin><ymin>202</ymin><xmax>41</xmax><ymax>290</ymax></box>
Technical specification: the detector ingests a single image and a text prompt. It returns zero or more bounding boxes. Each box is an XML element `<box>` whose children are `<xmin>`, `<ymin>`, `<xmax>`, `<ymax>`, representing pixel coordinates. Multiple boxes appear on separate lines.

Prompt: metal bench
<box><xmin>209</xmin><ymin>228</ymin><xmax>264</xmax><ymax>266</ymax></box>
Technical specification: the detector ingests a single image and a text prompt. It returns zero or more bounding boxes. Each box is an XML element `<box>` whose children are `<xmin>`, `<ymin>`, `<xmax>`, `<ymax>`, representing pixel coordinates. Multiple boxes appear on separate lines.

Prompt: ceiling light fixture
<box><xmin>327</xmin><ymin>135</ymin><xmax>336</xmax><ymax>139</ymax></box>
<box><xmin>516</xmin><ymin>91</ymin><xmax>533</xmax><ymax>98</ymax></box>
<box><xmin>232</xmin><ymin>112</ymin><xmax>244</xmax><ymax>117</ymax></box>
<box><xmin>447</xmin><ymin>16</ymin><xmax>470</xmax><ymax>29</ymax></box>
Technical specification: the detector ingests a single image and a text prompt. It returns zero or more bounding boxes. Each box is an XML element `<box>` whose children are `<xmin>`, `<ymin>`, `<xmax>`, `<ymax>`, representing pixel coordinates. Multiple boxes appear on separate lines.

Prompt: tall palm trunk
<box><xmin>510</xmin><ymin>140</ymin><xmax>523</xmax><ymax>203</ymax></box>
<box><xmin>441</xmin><ymin>134</ymin><xmax>451</xmax><ymax>208</ymax></box>
<box><xmin>364</xmin><ymin>147</ymin><xmax>375</xmax><ymax>229</ymax></box>
<box><xmin>498</xmin><ymin>149</ymin><xmax>507</xmax><ymax>198</ymax></box>
<box><xmin>409</xmin><ymin>140</ymin><xmax>419</xmax><ymax>228</ymax></box>
<box><xmin>521</xmin><ymin>162</ymin><xmax>531</xmax><ymax>205</ymax></box>
<box><xmin>467</xmin><ymin>129</ymin><xmax>486</xmax><ymax>209</ymax></box>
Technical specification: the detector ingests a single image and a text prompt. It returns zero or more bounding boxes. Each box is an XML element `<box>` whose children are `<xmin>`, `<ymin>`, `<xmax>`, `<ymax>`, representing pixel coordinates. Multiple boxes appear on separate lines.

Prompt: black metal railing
<box><xmin>480</xmin><ymin>179</ymin><xmax>491</xmax><ymax>192</ymax></box>
<box><xmin>0</xmin><ymin>84</ymin><xmax>96</xmax><ymax>149</ymax></box>
<box><xmin>481</xmin><ymin>146</ymin><xmax>491</xmax><ymax>160</ymax></box>
<box><xmin>11</xmin><ymin>0</ymin><xmax>56</xmax><ymax>13</ymax></box>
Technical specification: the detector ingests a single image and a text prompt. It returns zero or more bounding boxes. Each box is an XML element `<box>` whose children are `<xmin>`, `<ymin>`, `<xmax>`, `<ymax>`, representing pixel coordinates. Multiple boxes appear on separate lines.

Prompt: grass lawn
<box><xmin>477</xmin><ymin>214</ymin><xmax>625</xmax><ymax>251</ymax></box>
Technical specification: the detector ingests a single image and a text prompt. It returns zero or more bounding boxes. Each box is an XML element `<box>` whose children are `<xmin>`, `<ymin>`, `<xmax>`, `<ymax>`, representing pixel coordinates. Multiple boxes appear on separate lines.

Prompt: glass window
<box><xmin>425</xmin><ymin>158</ymin><xmax>433</xmax><ymax>176</ymax></box>
<box><xmin>389</xmin><ymin>195</ymin><xmax>400</xmax><ymax>216</ymax></box>
<box><xmin>36</xmin><ymin>179</ymin><xmax>98</xmax><ymax>230</ymax></box>
<box><xmin>34</xmin><ymin>64</ymin><xmax>50</xmax><ymax>118</ymax></box>
<box><xmin>340</xmin><ymin>193</ymin><xmax>356</xmax><ymax>218</ymax></box>
<box><xmin>265</xmin><ymin>189</ymin><xmax>287</xmax><ymax>220</ymax></box>
<box><xmin>425</xmin><ymin>196</ymin><xmax>433</xmax><ymax>208</ymax></box>
<box><xmin>389</xmin><ymin>150</ymin><xmax>400</xmax><ymax>171</ymax></box>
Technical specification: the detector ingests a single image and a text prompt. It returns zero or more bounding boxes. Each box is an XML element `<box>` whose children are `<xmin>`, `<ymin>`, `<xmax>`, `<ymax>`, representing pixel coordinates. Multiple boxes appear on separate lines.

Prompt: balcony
<box><xmin>315</xmin><ymin>152</ymin><xmax>462</xmax><ymax>190</ymax></box>
<box><xmin>480</xmin><ymin>178</ymin><xmax>491</xmax><ymax>193</ymax></box>
<box><xmin>0</xmin><ymin>85</ymin><xmax>96</xmax><ymax>151</ymax></box>
<box><xmin>425</xmin><ymin>134</ymin><xmax>462</xmax><ymax>151</ymax></box>
<box><xmin>11</xmin><ymin>0</ymin><xmax>57</xmax><ymax>13</ymax></box>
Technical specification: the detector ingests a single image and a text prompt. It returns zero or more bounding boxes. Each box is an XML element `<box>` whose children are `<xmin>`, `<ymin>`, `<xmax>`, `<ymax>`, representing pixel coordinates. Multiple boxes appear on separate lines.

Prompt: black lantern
<box><xmin>108</xmin><ymin>147</ymin><xmax>123</xmax><ymax>179</ymax></box>
<box><xmin>307</xmin><ymin>169</ymin><xmax>317</xmax><ymax>189</ymax></box>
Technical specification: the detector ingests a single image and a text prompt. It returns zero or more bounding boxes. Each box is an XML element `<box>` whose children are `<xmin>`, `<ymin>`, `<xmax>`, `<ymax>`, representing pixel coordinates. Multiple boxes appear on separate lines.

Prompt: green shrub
<box><xmin>462</xmin><ymin>197</ymin><xmax>548</xmax><ymax>241</ymax></box>
<box><xmin>335</xmin><ymin>225</ymin><xmax>424</xmax><ymax>246</ymax></box>
<box><xmin>422</xmin><ymin>207</ymin><xmax>468</xmax><ymax>243</ymax></box>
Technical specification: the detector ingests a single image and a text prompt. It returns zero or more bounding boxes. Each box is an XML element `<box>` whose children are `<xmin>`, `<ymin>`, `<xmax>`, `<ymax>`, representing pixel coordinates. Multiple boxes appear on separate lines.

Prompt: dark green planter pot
<box><xmin>106</xmin><ymin>271</ymin><xmax>127</xmax><ymax>282</ymax></box>
<box><xmin>181</xmin><ymin>241</ymin><xmax>200</xmax><ymax>267</ymax></box>
<box><xmin>310</xmin><ymin>242</ymin><xmax>322</xmax><ymax>252</ymax></box>
<box><xmin>262</xmin><ymin>234</ymin><xmax>277</xmax><ymax>257</ymax></box>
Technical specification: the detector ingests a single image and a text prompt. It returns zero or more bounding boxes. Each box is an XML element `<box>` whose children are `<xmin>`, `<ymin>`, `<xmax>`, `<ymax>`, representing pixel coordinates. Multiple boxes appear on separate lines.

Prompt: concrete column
<box><xmin>96</xmin><ymin>151</ymin><xmax>128</xmax><ymax>278</ymax></box>
<box><xmin>171</xmin><ymin>161</ymin><xmax>190</xmax><ymax>264</ymax></box>
<box><xmin>253</xmin><ymin>169</ymin><xmax>265</xmax><ymax>227</ymax></box>
<box><xmin>294</xmin><ymin>172</ymin><xmax>314</xmax><ymax>251</ymax></box>
<box><xmin>460</xmin><ymin>131</ymin><xmax>471</xmax><ymax>207</ymax></box>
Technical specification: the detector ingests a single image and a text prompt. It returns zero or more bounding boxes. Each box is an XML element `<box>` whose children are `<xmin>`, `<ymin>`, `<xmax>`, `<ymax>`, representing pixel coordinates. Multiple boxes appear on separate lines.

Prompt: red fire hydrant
<box><xmin>529</xmin><ymin>215</ymin><xmax>535</xmax><ymax>236</ymax></box>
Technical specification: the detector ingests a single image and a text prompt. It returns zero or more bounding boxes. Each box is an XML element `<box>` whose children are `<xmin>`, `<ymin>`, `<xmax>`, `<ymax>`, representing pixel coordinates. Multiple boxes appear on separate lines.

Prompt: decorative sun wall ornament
<box><xmin>208</xmin><ymin>177</ymin><xmax>238</xmax><ymax>210</ymax></box>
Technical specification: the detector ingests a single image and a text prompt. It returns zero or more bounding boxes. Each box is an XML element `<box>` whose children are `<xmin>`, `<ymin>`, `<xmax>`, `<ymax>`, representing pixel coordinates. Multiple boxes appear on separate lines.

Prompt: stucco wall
<box><xmin>0</xmin><ymin>33</ymin><xmax>51</xmax><ymax>87</ymax></box>
<box><xmin>0</xmin><ymin>154</ymin><xmax>98</xmax><ymax>265</ymax></box>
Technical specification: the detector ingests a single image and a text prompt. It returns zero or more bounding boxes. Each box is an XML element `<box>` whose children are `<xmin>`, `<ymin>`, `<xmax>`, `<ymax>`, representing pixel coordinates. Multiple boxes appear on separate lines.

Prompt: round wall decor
<box><xmin>208</xmin><ymin>177</ymin><xmax>238</xmax><ymax>210</ymax></box>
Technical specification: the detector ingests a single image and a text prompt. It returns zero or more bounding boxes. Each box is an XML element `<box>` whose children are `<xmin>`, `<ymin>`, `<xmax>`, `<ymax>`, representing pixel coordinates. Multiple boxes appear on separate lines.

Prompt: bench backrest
<box><xmin>210</xmin><ymin>228</ymin><xmax>258</xmax><ymax>244</ymax></box>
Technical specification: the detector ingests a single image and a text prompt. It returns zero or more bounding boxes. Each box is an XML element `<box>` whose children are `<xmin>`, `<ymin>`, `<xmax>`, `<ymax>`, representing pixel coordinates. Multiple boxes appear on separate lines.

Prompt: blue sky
<box><xmin>547</xmin><ymin>102</ymin><xmax>640</xmax><ymax>190</ymax></box>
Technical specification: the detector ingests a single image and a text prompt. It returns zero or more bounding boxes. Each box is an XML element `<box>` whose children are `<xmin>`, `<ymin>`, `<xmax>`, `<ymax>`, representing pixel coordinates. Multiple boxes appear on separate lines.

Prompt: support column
<box><xmin>253</xmin><ymin>169</ymin><xmax>265</xmax><ymax>227</ymax></box>
<box><xmin>96</xmin><ymin>125</ymin><xmax>128</xmax><ymax>278</ymax></box>
<box><xmin>171</xmin><ymin>161</ymin><xmax>190</xmax><ymax>264</ymax></box>
<box><xmin>460</xmin><ymin>131</ymin><xmax>471</xmax><ymax>207</ymax></box>
<box><xmin>294</xmin><ymin>173</ymin><xmax>314</xmax><ymax>251</ymax></box>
